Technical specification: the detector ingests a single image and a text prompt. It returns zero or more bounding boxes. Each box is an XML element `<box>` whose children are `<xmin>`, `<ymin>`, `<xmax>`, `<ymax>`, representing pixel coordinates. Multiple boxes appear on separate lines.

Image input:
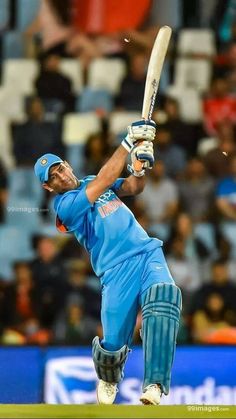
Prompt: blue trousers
<box><xmin>100</xmin><ymin>247</ymin><xmax>174</xmax><ymax>351</ymax></box>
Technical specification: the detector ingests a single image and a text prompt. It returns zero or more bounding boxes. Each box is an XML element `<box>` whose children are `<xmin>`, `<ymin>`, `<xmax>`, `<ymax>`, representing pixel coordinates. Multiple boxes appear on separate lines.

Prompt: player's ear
<box><xmin>42</xmin><ymin>183</ymin><xmax>53</xmax><ymax>192</ymax></box>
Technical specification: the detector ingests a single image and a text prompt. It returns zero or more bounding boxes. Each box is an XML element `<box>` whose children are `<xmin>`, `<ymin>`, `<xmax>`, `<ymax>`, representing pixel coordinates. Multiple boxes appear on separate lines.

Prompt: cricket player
<box><xmin>34</xmin><ymin>119</ymin><xmax>181</xmax><ymax>405</ymax></box>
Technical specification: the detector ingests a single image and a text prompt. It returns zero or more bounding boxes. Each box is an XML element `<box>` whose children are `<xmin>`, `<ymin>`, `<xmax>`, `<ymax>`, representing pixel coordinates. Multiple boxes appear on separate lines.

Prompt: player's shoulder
<box><xmin>54</xmin><ymin>181</ymin><xmax>85</xmax><ymax>211</ymax></box>
<box><xmin>83</xmin><ymin>175</ymin><xmax>96</xmax><ymax>183</ymax></box>
<box><xmin>54</xmin><ymin>176</ymin><xmax>95</xmax><ymax>213</ymax></box>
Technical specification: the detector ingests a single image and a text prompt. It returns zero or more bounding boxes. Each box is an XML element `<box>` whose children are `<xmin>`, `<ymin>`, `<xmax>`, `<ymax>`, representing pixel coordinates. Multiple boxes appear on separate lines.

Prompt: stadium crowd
<box><xmin>1</xmin><ymin>0</ymin><xmax>236</xmax><ymax>346</ymax></box>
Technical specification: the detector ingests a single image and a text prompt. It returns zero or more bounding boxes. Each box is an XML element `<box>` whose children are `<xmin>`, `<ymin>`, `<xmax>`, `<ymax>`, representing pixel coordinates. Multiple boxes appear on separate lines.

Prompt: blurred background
<box><xmin>0</xmin><ymin>0</ymin><xmax>236</xmax><ymax>405</ymax></box>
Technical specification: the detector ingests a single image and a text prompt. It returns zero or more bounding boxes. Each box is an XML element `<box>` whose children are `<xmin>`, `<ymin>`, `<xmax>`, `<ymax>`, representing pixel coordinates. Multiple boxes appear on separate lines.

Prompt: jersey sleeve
<box><xmin>56</xmin><ymin>188</ymin><xmax>92</xmax><ymax>231</ymax></box>
<box><xmin>216</xmin><ymin>180</ymin><xmax>228</xmax><ymax>197</ymax></box>
<box><xmin>110</xmin><ymin>178</ymin><xmax>125</xmax><ymax>192</ymax></box>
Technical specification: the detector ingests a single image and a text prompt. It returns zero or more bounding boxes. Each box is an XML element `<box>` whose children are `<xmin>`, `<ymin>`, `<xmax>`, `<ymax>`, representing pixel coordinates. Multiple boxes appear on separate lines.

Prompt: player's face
<box><xmin>45</xmin><ymin>162</ymin><xmax>78</xmax><ymax>193</ymax></box>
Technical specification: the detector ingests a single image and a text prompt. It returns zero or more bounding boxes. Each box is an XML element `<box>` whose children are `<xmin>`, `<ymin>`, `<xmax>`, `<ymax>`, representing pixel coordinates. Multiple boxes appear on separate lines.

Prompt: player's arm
<box><xmin>86</xmin><ymin>120</ymin><xmax>156</xmax><ymax>203</ymax></box>
<box><xmin>117</xmin><ymin>175</ymin><xmax>146</xmax><ymax>197</ymax></box>
<box><xmin>216</xmin><ymin>197</ymin><xmax>236</xmax><ymax>220</ymax></box>
<box><xmin>86</xmin><ymin>145</ymin><xmax>129</xmax><ymax>203</ymax></box>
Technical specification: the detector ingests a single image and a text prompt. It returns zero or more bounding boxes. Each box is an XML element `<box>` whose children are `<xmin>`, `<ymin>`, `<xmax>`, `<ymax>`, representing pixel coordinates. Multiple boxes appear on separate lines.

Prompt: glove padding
<box><xmin>122</xmin><ymin>119</ymin><xmax>156</xmax><ymax>152</ymax></box>
<box><xmin>127</xmin><ymin>141</ymin><xmax>154</xmax><ymax>177</ymax></box>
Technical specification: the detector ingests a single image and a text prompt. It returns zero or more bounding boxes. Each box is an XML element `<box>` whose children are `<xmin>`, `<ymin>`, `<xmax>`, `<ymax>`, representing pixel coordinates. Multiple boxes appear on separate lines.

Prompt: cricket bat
<box><xmin>134</xmin><ymin>25</ymin><xmax>172</xmax><ymax>171</ymax></box>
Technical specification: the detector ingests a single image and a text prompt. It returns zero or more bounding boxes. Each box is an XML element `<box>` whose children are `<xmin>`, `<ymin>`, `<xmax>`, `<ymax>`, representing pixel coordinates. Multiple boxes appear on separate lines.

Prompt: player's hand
<box><xmin>122</xmin><ymin>119</ymin><xmax>156</xmax><ymax>152</ymax></box>
<box><xmin>127</xmin><ymin>141</ymin><xmax>154</xmax><ymax>177</ymax></box>
<box><xmin>133</xmin><ymin>140</ymin><xmax>154</xmax><ymax>169</ymax></box>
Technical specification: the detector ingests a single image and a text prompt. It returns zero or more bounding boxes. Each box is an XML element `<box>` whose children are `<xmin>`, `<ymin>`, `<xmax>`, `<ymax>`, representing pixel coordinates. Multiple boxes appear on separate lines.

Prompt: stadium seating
<box><xmin>165</xmin><ymin>85</ymin><xmax>203</xmax><ymax>123</ymax></box>
<box><xmin>63</xmin><ymin>112</ymin><xmax>101</xmax><ymax>145</ymax></box>
<box><xmin>59</xmin><ymin>59</ymin><xmax>83</xmax><ymax>93</ymax></box>
<box><xmin>174</xmin><ymin>58</ymin><xmax>213</xmax><ymax>92</ymax></box>
<box><xmin>0</xmin><ymin>88</ymin><xmax>25</xmax><ymax>121</ymax></box>
<box><xmin>0</xmin><ymin>225</ymin><xmax>34</xmax><ymax>279</ymax></box>
<box><xmin>109</xmin><ymin>111</ymin><xmax>141</xmax><ymax>138</ymax></box>
<box><xmin>66</xmin><ymin>144</ymin><xmax>85</xmax><ymax>178</ymax></box>
<box><xmin>0</xmin><ymin>115</ymin><xmax>16</xmax><ymax>168</ymax></box>
<box><xmin>5</xmin><ymin>196</ymin><xmax>42</xmax><ymax>232</ymax></box>
<box><xmin>177</xmin><ymin>29</ymin><xmax>216</xmax><ymax>56</ymax></box>
<box><xmin>8</xmin><ymin>168</ymin><xmax>43</xmax><ymax>204</ymax></box>
<box><xmin>77</xmin><ymin>88</ymin><xmax>114</xmax><ymax>113</ymax></box>
<box><xmin>2</xmin><ymin>59</ymin><xmax>38</xmax><ymax>95</ymax></box>
<box><xmin>87</xmin><ymin>58</ymin><xmax>127</xmax><ymax>94</ymax></box>
<box><xmin>2</xmin><ymin>31</ymin><xmax>24</xmax><ymax>59</ymax></box>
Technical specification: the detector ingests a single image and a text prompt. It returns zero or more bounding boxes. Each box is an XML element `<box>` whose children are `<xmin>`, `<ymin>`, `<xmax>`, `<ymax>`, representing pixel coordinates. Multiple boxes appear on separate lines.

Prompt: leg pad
<box><xmin>141</xmin><ymin>283</ymin><xmax>182</xmax><ymax>394</ymax></box>
<box><xmin>92</xmin><ymin>336</ymin><xmax>129</xmax><ymax>383</ymax></box>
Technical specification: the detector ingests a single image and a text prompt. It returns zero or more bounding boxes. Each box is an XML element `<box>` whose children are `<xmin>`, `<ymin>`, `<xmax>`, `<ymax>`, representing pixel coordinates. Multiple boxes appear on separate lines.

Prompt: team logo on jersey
<box><xmin>41</xmin><ymin>158</ymin><xmax>47</xmax><ymax>165</ymax></box>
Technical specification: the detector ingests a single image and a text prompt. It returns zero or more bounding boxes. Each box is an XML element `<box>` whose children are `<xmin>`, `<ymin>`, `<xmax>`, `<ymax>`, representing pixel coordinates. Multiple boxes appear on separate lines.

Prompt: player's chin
<box><xmin>62</xmin><ymin>182</ymin><xmax>76</xmax><ymax>192</ymax></box>
<box><xmin>61</xmin><ymin>186</ymin><xmax>73</xmax><ymax>193</ymax></box>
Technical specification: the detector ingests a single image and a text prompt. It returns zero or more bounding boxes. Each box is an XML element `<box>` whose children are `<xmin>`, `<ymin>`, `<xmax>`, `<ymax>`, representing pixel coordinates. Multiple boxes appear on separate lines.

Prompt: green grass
<box><xmin>0</xmin><ymin>405</ymin><xmax>235</xmax><ymax>419</ymax></box>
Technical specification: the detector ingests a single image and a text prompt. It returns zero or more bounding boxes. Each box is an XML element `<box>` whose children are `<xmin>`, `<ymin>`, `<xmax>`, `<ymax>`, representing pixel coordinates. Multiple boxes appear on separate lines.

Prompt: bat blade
<box><xmin>142</xmin><ymin>25</ymin><xmax>172</xmax><ymax>120</ymax></box>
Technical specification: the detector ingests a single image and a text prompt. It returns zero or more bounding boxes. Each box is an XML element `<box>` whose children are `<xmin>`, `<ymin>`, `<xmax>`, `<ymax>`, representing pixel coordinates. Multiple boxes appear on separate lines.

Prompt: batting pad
<box><xmin>141</xmin><ymin>283</ymin><xmax>182</xmax><ymax>394</ymax></box>
<box><xmin>92</xmin><ymin>336</ymin><xmax>129</xmax><ymax>383</ymax></box>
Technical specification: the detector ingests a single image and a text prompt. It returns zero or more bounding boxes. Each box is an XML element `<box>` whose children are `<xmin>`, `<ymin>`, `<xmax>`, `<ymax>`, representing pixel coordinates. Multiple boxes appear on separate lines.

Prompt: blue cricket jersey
<box><xmin>216</xmin><ymin>176</ymin><xmax>236</xmax><ymax>205</ymax></box>
<box><xmin>54</xmin><ymin>176</ymin><xmax>163</xmax><ymax>277</ymax></box>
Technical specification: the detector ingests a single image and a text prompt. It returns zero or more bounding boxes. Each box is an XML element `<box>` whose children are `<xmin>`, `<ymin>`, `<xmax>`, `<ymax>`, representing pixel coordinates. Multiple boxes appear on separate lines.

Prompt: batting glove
<box><xmin>127</xmin><ymin>141</ymin><xmax>154</xmax><ymax>177</ymax></box>
<box><xmin>121</xmin><ymin>119</ymin><xmax>156</xmax><ymax>152</ymax></box>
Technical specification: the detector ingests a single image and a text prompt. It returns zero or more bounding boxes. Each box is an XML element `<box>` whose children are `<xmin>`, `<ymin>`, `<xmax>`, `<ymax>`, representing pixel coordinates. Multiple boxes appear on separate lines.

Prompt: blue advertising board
<box><xmin>0</xmin><ymin>346</ymin><xmax>235</xmax><ymax>404</ymax></box>
<box><xmin>44</xmin><ymin>346</ymin><xmax>236</xmax><ymax>405</ymax></box>
<box><xmin>0</xmin><ymin>347</ymin><xmax>42</xmax><ymax>403</ymax></box>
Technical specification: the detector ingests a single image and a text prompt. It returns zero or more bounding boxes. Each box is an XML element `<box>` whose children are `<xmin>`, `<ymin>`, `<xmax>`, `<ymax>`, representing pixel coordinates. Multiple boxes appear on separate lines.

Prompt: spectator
<box><xmin>115</xmin><ymin>51</ymin><xmax>147</xmax><ymax>111</ymax></box>
<box><xmin>58</xmin><ymin>236</ymin><xmax>84</xmax><ymax>260</ymax></box>
<box><xmin>53</xmin><ymin>297</ymin><xmax>100</xmax><ymax>345</ymax></box>
<box><xmin>162</xmin><ymin>97</ymin><xmax>204</xmax><ymax>157</ymax></box>
<box><xmin>198</xmin><ymin>119</ymin><xmax>236</xmax><ymax>157</ymax></box>
<box><xmin>71</xmin><ymin>0</ymin><xmax>151</xmax><ymax>35</ymax></box>
<box><xmin>216</xmin><ymin>41</ymin><xmax>236</xmax><ymax>92</ymax></box>
<box><xmin>83</xmin><ymin>132</ymin><xmax>113</xmax><ymax>175</ymax></box>
<box><xmin>0</xmin><ymin>159</ymin><xmax>8</xmax><ymax>224</ymax></box>
<box><xmin>191</xmin><ymin>292</ymin><xmax>236</xmax><ymax>344</ymax></box>
<box><xmin>35</xmin><ymin>54</ymin><xmax>75</xmax><ymax>113</ymax></box>
<box><xmin>24</xmin><ymin>0</ymin><xmax>73</xmax><ymax>58</ymax></box>
<box><xmin>31</xmin><ymin>235</ymin><xmax>68</xmax><ymax>327</ymax></box>
<box><xmin>138</xmin><ymin>160</ymin><xmax>179</xmax><ymax>224</ymax></box>
<box><xmin>202</xmin><ymin>77</ymin><xmax>236</xmax><ymax>136</ymax></box>
<box><xmin>178</xmin><ymin>157</ymin><xmax>215</xmax><ymax>222</ymax></box>
<box><xmin>68</xmin><ymin>0</ymin><xmax>152</xmax><ymax>66</ymax></box>
<box><xmin>216</xmin><ymin>1</ymin><xmax>236</xmax><ymax>47</ymax></box>
<box><xmin>189</xmin><ymin>259</ymin><xmax>236</xmax><ymax>316</ymax></box>
<box><xmin>217</xmin><ymin>230</ymin><xmax>236</xmax><ymax>282</ymax></box>
<box><xmin>165</xmin><ymin>212</ymin><xmax>210</xmax><ymax>263</ymax></box>
<box><xmin>204</xmin><ymin>230</ymin><xmax>236</xmax><ymax>285</ymax></box>
<box><xmin>1</xmin><ymin>262</ymin><xmax>38</xmax><ymax>328</ymax></box>
<box><xmin>65</xmin><ymin>259</ymin><xmax>101</xmax><ymax>320</ymax></box>
<box><xmin>201</xmin><ymin>120</ymin><xmax>236</xmax><ymax>179</ymax></box>
<box><xmin>131</xmin><ymin>199</ymin><xmax>152</xmax><ymax>233</ymax></box>
<box><xmin>153</xmin><ymin>123</ymin><xmax>186</xmax><ymax>179</ymax></box>
<box><xmin>216</xmin><ymin>153</ymin><xmax>236</xmax><ymax>220</ymax></box>
<box><xmin>166</xmin><ymin>234</ymin><xmax>201</xmax><ymax>297</ymax></box>
<box><xmin>11</xmin><ymin>97</ymin><xmax>64</xmax><ymax>166</ymax></box>
<box><xmin>0</xmin><ymin>262</ymin><xmax>51</xmax><ymax>344</ymax></box>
